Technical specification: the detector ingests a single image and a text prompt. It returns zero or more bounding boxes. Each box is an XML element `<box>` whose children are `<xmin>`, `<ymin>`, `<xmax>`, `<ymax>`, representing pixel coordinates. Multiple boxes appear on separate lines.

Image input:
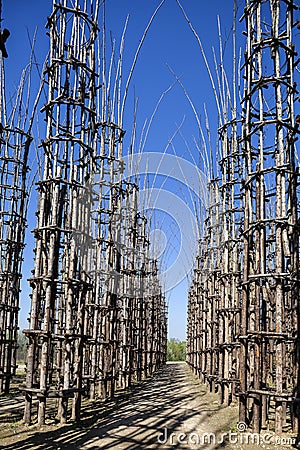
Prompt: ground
<box><xmin>0</xmin><ymin>363</ymin><xmax>298</xmax><ymax>449</ymax></box>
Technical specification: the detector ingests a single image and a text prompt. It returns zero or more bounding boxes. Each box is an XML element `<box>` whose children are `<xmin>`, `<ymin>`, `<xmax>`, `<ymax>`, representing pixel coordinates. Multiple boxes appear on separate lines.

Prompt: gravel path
<box><xmin>2</xmin><ymin>363</ymin><xmax>295</xmax><ymax>449</ymax></box>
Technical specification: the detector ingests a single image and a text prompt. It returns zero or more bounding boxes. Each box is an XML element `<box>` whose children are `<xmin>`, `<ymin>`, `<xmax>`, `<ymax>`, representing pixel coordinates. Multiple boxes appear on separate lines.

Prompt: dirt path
<box><xmin>0</xmin><ymin>363</ymin><xmax>297</xmax><ymax>449</ymax></box>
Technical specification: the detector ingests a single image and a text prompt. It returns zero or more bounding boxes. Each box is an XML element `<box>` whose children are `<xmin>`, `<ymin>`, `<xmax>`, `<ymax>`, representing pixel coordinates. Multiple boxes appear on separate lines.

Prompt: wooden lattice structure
<box><xmin>21</xmin><ymin>0</ymin><xmax>167</xmax><ymax>426</ymax></box>
<box><xmin>239</xmin><ymin>0</ymin><xmax>300</xmax><ymax>434</ymax></box>
<box><xmin>187</xmin><ymin>0</ymin><xmax>300</xmax><ymax>436</ymax></box>
<box><xmin>0</xmin><ymin>5</ymin><xmax>32</xmax><ymax>394</ymax></box>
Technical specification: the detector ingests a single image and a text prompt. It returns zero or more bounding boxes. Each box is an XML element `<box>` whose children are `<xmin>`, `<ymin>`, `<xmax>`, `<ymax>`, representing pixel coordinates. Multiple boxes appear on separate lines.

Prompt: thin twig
<box><xmin>120</xmin><ymin>0</ymin><xmax>166</xmax><ymax>126</ymax></box>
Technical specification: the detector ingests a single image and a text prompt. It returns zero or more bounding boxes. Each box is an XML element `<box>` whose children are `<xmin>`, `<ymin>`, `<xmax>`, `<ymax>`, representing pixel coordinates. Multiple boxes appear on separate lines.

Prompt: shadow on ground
<box><xmin>0</xmin><ymin>363</ymin><xmax>237</xmax><ymax>449</ymax></box>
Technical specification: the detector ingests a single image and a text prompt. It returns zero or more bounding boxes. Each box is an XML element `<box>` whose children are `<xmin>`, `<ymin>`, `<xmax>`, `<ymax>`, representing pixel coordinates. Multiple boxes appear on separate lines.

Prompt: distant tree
<box><xmin>167</xmin><ymin>338</ymin><xmax>186</xmax><ymax>361</ymax></box>
<box><xmin>17</xmin><ymin>332</ymin><xmax>27</xmax><ymax>362</ymax></box>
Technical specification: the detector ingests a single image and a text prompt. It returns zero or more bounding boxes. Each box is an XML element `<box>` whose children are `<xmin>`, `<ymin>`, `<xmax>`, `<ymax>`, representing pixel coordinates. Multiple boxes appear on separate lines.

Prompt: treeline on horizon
<box><xmin>167</xmin><ymin>338</ymin><xmax>186</xmax><ymax>361</ymax></box>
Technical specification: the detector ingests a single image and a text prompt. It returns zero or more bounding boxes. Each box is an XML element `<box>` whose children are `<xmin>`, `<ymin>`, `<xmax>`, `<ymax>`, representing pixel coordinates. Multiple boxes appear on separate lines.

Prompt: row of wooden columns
<box><xmin>0</xmin><ymin>1</ymin><xmax>33</xmax><ymax>393</ymax></box>
<box><xmin>0</xmin><ymin>0</ymin><xmax>168</xmax><ymax>425</ymax></box>
<box><xmin>187</xmin><ymin>0</ymin><xmax>300</xmax><ymax>435</ymax></box>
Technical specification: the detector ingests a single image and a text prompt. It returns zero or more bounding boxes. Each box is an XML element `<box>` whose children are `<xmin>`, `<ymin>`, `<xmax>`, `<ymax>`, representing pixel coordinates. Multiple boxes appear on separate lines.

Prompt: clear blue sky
<box><xmin>3</xmin><ymin>0</ymin><xmax>243</xmax><ymax>341</ymax></box>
